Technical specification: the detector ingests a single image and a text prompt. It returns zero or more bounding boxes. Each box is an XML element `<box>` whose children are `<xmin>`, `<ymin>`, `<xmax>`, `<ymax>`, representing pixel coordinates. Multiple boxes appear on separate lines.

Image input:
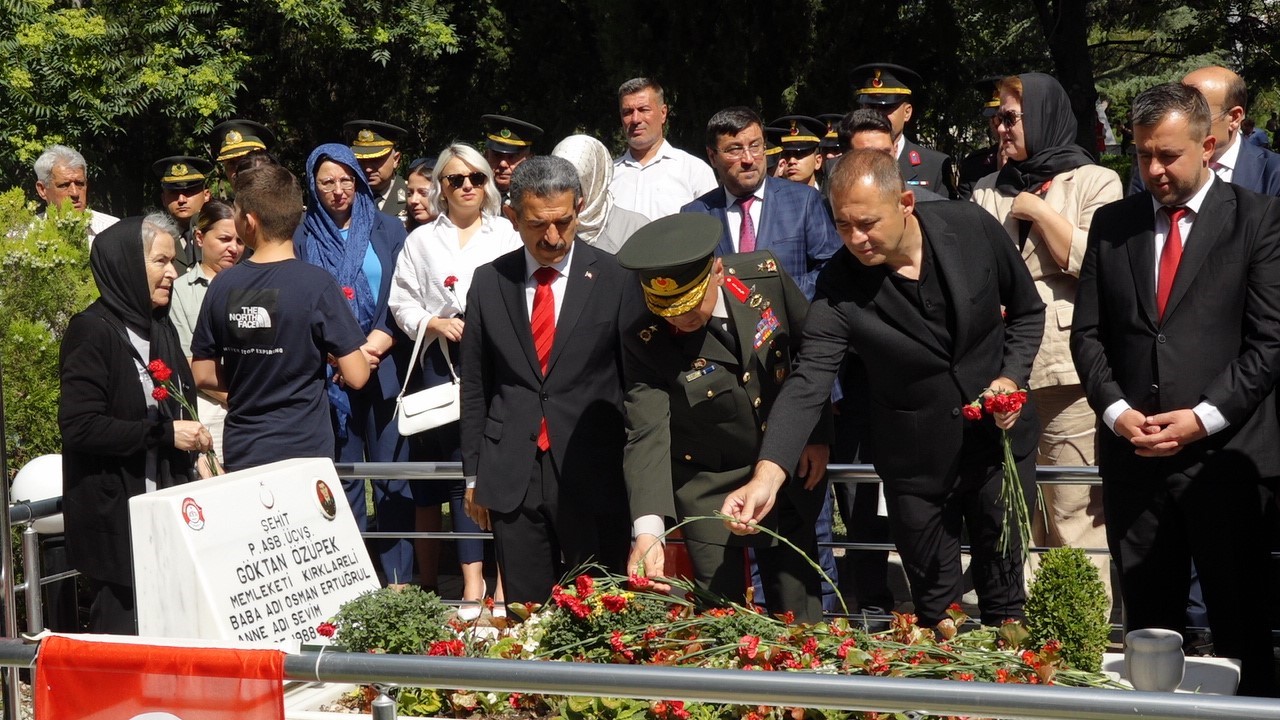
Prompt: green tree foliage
<box><xmin>0</xmin><ymin>190</ymin><xmax>97</xmax><ymax>474</ymax></box>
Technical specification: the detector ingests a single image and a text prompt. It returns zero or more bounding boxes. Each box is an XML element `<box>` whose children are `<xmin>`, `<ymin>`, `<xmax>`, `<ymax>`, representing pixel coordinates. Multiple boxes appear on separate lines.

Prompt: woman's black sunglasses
<box><xmin>445</xmin><ymin>172</ymin><xmax>488</xmax><ymax>189</ymax></box>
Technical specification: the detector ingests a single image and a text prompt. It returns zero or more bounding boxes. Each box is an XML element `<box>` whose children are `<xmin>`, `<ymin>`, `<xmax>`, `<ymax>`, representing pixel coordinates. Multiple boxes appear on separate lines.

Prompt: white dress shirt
<box><xmin>1103</xmin><ymin>173</ymin><xmax>1227</xmax><ymax>436</ymax></box>
<box><xmin>1210</xmin><ymin>132</ymin><xmax>1242</xmax><ymax>183</ymax></box>
<box><xmin>723</xmin><ymin>180</ymin><xmax>767</xmax><ymax>252</ymax></box>
<box><xmin>388</xmin><ymin>213</ymin><xmax>520</xmax><ymax>337</ymax></box>
<box><xmin>611</xmin><ymin>139</ymin><xmax>718</xmax><ymax>220</ymax></box>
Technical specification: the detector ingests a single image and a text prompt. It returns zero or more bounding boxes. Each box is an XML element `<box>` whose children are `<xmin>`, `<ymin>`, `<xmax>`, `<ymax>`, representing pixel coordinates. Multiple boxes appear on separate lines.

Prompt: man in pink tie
<box><xmin>460</xmin><ymin>156</ymin><xmax>666</xmax><ymax>609</ymax></box>
<box><xmin>680</xmin><ymin>106</ymin><xmax>841</xmax><ymax>301</ymax></box>
<box><xmin>1072</xmin><ymin>82</ymin><xmax>1280</xmax><ymax>697</ymax></box>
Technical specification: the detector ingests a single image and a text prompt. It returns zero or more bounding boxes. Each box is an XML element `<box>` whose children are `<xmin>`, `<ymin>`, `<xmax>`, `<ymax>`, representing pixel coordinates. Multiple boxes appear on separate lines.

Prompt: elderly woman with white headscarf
<box><xmin>551</xmin><ymin>135</ymin><xmax>649</xmax><ymax>253</ymax></box>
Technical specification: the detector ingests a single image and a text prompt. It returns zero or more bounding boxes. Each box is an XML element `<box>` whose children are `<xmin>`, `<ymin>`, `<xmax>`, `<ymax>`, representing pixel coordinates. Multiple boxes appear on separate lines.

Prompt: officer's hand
<box><xmin>464</xmin><ymin>487</ymin><xmax>490</xmax><ymax>530</ymax></box>
<box><xmin>722</xmin><ymin>460</ymin><xmax>787</xmax><ymax>534</ymax></box>
<box><xmin>627</xmin><ymin>533</ymin><xmax>670</xmax><ymax>593</ymax></box>
<box><xmin>796</xmin><ymin>444</ymin><xmax>829</xmax><ymax>490</ymax></box>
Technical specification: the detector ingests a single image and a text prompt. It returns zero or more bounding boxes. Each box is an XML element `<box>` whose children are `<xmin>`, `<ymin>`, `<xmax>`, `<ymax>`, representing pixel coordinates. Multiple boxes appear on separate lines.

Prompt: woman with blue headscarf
<box><xmin>295</xmin><ymin>143</ymin><xmax>414</xmax><ymax>584</ymax></box>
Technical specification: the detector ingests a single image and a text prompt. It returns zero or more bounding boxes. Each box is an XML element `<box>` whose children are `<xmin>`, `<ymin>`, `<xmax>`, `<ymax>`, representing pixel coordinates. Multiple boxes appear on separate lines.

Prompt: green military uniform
<box><xmin>151</xmin><ymin>155</ymin><xmax>214</xmax><ymax>274</ymax></box>
<box><xmin>618</xmin><ymin>215</ymin><xmax>830</xmax><ymax>622</ymax></box>
<box><xmin>344</xmin><ymin>120</ymin><xmax>409</xmax><ymax>221</ymax></box>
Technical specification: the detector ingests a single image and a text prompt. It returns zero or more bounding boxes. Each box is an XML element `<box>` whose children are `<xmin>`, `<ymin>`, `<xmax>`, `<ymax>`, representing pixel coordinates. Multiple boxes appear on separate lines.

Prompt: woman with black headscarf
<box><xmin>294</xmin><ymin>143</ymin><xmax>414</xmax><ymax>585</ymax></box>
<box><xmin>60</xmin><ymin>213</ymin><xmax>212</xmax><ymax>634</ymax></box>
<box><xmin>971</xmin><ymin>73</ymin><xmax>1121</xmax><ymax>597</ymax></box>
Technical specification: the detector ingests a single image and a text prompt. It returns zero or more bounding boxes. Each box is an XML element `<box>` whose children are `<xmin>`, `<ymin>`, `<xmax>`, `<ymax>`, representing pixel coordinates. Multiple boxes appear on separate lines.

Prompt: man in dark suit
<box><xmin>852</xmin><ymin>63</ymin><xmax>958</xmax><ymax>199</ymax></box>
<box><xmin>680</xmin><ymin>106</ymin><xmax>842</xmax><ymax>300</ymax></box>
<box><xmin>722</xmin><ymin>149</ymin><xmax>1045</xmax><ymax>628</ymax></box>
<box><xmin>1071</xmin><ymin>82</ymin><xmax>1280</xmax><ymax>697</ymax></box>
<box><xmin>460</xmin><ymin>156</ymin><xmax>662</xmax><ymax>608</ymax></box>
<box><xmin>1129</xmin><ymin>66</ymin><xmax>1280</xmax><ymax>197</ymax></box>
<box><xmin>618</xmin><ymin>214</ymin><xmax>830</xmax><ymax>622</ymax></box>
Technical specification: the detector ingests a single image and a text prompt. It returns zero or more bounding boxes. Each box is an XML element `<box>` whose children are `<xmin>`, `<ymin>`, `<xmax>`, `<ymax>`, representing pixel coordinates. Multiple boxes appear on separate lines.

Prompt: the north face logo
<box><xmin>229</xmin><ymin>306</ymin><xmax>272</xmax><ymax>329</ymax></box>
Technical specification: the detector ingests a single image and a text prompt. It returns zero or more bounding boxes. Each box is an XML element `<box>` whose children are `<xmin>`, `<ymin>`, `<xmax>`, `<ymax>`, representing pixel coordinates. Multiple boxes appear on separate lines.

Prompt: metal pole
<box><xmin>20</xmin><ymin>527</ymin><xmax>41</xmax><ymax>634</ymax></box>
<box><xmin>0</xmin><ymin>353</ymin><xmax>20</xmax><ymax>720</ymax></box>
<box><xmin>370</xmin><ymin>687</ymin><xmax>397</xmax><ymax>720</ymax></box>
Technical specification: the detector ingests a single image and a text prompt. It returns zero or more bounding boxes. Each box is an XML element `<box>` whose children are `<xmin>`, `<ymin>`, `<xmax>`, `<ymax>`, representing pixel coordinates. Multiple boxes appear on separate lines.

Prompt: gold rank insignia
<box><xmin>226</xmin><ymin>130</ymin><xmax>242</xmax><ymax>144</ymax></box>
<box><xmin>693</xmin><ymin>358</ymin><xmax>707</xmax><ymax>369</ymax></box>
<box><xmin>749</xmin><ymin>294</ymin><xmax>763</xmax><ymax>309</ymax></box>
<box><xmin>171</xmin><ymin>163</ymin><xmax>187</xmax><ymax>176</ymax></box>
<box><xmin>757</xmin><ymin>259</ymin><xmax>778</xmax><ymax>273</ymax></box>
<box><xmin>500</xmin><ymin>127</ymin><xmax>512</xmax><ymax>139</ymax></box>
<box><xmin>358</xmin><ymin>129</ymin><xmax>375</xmax><ymax>142</ymax></box>
<box><xmin>639</xmin><ymin>324</ymin><xmax>658</xmax><ymax>344</ymax></box>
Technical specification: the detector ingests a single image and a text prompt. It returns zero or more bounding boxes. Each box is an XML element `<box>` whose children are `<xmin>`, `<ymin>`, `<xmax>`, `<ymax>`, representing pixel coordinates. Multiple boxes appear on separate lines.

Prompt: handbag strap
<box><xmin>398</xmin><ymin>320</ymin><xmax>459</xmax><ymax>401</ymax></box>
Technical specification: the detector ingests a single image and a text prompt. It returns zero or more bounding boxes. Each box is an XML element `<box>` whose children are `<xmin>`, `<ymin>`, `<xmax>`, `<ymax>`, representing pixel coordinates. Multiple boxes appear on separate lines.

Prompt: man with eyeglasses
<box><xmin>852</xmin><ymin>63</ymin><xmax>957</xmax><ymax>200</ymax></box>
<box><xmin>481</xmin><ymin>114</ymin><xmax>542</xmax><ymax>202</ymax></box>
<box><xmin>767</xmin><ymin>115</ymin><xmax>827</xmax><ymax>190</ymax></box>
<box><xmin>681</xmin><ymin>106</ymin><xmax>842</xmax><ymax>300</ymax></box>
<box><xmin>1128</xmin><ymin>66</ymin><xmax>1280</xmax><ymax>197</ymax></box>
<box><xmin>345</xmin><ymin>120</ymin><xmax>409</xmax><ymax>221</ymax></box>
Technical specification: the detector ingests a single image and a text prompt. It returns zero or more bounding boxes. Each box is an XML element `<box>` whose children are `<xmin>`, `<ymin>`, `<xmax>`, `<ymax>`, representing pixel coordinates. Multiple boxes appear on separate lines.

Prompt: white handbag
<box><xmin>395</xmin><ymin>321</ymin><xmax>460</xmax><ymax>436</ymax></box>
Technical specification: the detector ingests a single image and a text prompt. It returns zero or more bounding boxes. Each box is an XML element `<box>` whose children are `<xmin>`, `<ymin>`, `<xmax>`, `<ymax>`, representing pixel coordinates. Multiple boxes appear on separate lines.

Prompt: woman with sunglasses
<box><xmin>404</xmin><ymin>157</ymin><xmax>438</xmax><ymax>232</ymax></box>
<box><xmin>971</xmin><ymin>73</ymin><xmax>1122</xmax><ymax>599</ymax></box>
<box><xmin>294</xmin><ymin>143</ymin><xmax>415</xmax><ymax>585</ymax></box>
<box><xmin>390</xmin><ymin>142</ymin><xmax>519</xmax><ymax>617</ymax></box>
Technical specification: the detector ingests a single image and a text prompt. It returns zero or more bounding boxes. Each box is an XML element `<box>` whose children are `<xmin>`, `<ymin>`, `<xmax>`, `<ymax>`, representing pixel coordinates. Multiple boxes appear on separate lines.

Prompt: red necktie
<box><xmin>736</xmin><ymin>195</ymin><xmax>757</xmax><ymax>252</ymax></box>
<box><xmin>1156</xmin><ymin>206</ymin><xmax>1187</xmax><ymax>321</ymax></box>
<box><xmin>531</xmin><ymin>266</ymin><xmax>558</xmax><ymax>450</ymax></box>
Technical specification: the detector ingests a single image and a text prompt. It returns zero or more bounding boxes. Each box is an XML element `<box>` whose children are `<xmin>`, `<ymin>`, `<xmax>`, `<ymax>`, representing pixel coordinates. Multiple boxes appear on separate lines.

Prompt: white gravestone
<box><xmin>131</xmin><ymin>457</ymin><xmax>379</xmax><ymax>645</ymax></box>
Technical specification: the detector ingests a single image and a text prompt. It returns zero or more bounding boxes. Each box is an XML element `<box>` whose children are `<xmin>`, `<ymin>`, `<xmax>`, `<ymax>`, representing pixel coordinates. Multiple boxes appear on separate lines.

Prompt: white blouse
<box><xmin>389</xmin><ymin>212</ymin><xmax>521</xmax><ymax>337</ymax></box>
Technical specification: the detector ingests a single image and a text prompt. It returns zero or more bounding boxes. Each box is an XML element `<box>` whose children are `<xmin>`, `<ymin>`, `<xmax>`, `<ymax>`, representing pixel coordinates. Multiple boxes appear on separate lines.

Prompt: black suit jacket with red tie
<box><xmin>460</xmin><ymin>242</ymin><xmax>661</xmax><ymax>517</ymax></box>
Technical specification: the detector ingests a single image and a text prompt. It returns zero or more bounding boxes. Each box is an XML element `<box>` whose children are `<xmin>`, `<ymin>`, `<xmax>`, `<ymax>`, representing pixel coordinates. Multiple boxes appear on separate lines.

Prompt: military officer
<box><xmin>853</xmin><ymin>63</ymin><xmax>957</xmax><ymax>198</ymax></box>
<box><xmin>151</xmin><ymin>155</ymin><xmax>213</xmax><ymax>273</ymax></box>
<box><xmin>344</xmin><ymin>120</ymin><xmax>409</xmax><ymax>220</ymax></box>
<box><xmin>481</xmin><ymin>114</ymin><xmax>543</xmax><ymax>200</ymax></box>
<box><xmin>957</xmin><ymin>77</ymin><xmax>1004</xmax><ymax>200</ymax></box>
<box><xmin>209</xmin><ymin>119</ymin><xmax>275</xmax><ymax>186</ymax></box>
<box><xmin>618</xmin><ymin>214</ymin><xmax>831</xmax><ymax>623</ymax></box>
<box><xmin>768</xmin><ymin>115</ymin><xmax>827</xmax><ymax>190</ymax></box>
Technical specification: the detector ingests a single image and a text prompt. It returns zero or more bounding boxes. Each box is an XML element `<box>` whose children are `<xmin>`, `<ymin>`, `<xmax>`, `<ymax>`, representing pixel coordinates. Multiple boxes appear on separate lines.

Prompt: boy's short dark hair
<box><xmin>233</xmin><ymin>164</ymin><xmax>303</xmax><ymax>240</ymax></box>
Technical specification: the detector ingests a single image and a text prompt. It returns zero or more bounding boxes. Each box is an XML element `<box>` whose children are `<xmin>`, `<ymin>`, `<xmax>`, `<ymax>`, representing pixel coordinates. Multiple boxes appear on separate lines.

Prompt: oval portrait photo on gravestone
<box><xmin>315</xmin><ymin>479</ymin><xmax>337</xmax><ymax>520</ymax></box>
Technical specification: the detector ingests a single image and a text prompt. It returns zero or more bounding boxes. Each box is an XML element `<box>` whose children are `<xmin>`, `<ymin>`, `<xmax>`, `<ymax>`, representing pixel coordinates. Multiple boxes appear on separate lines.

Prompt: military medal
<box><xmin>693</xmin><ymin>358</ymin><xmax>707</xmax><ymax>369</ymax></box>
<box><xmin>749</xmin><ymin>294</ymin><xmax>763</xmax><ymax>309</ymax></box>
<box><xmin>775</xmin><ymin>367</ymin><xmax>787</xmax><ymax>383</ymax></box>
<box><xmin>753</xmin><ymin>308</ymin><xmax>780</xmax><ymax>349</ymax></box>
<box><xmin>639</xmin><ymin>324</ymin><xmax>658</xmax><ymax>344</ymax></box>
<box><xmin>757</xmin><ymin>259</ymin><xmax>778</xmax><ymax>273</ymax></box>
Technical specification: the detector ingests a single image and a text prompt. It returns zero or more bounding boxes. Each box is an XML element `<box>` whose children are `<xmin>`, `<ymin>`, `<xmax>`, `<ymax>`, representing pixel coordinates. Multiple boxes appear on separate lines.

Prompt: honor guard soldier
<box><xmin>618</xmin><ymin>214</ymin><xmax>831</xmax><ymax>622</ymax></box>
<box><xmin>209</xmin><ymin>119</ymin><xmax>275</xmax><ymax>185</ymax></box>
<box><xmin>853</xmin><ymin>63</ymin><xmax>957</xmax><ymax>198</ymax></box>
<box><xmin>957</xmin><ymin>77</ymin><xmax>1004</xmax><ymax>200</ymax></box>
<box><xmin>481</xmin><ymin>114</ymin><xmax>542</xmax><ymax>200</ymax></box>
<box><xmin>344</xmin><ymin>120</ymin><xmax>409</xmax><ymax>220</ymax></box>
<box><xmin>152</xmin><ymin>155</ymin><xmax>214</xmax><ymax>273</ymax></box>
<box><xmin>817</xmin><ymin>113</ymin><xmax>844</xmax><ymax>163</ymax></box>
<box><xmin>765</xmin><ymin>136</ymin><xmax>783</xmax><ymax>176</ymax></box>
<box><xmin>768</xmin><ymin>115</ymin><xmax>827</xmax><ymax>190</ymax></box>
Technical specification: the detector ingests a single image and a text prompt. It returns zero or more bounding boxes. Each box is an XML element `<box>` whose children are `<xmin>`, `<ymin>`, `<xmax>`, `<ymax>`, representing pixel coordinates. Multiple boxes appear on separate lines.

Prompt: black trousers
<box><xmin>885</xmin><ymin>449</ymin><xmax>1034</xmax><ymax>628</ymax></box>
<box><xmin>86</xmin><ymin>579</ymin><xmax>136</xmax><ymax>635</ymax></box>
<box><xmin>491</xmin><ymin>451</ymin><xmax>629</xmax><ymax>608</ymax></box>
<box><xmin>1104</xmin><ymin>454</ymin><xmax>1278</xmax><ymax>697</ymax></box>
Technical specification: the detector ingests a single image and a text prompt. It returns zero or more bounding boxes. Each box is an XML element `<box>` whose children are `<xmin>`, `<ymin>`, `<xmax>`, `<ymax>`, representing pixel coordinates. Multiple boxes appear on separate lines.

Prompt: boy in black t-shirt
<box><xmin>192</xmin><ymin>165</ymin><xmax>369</xmax><ymax>471</ymax></box>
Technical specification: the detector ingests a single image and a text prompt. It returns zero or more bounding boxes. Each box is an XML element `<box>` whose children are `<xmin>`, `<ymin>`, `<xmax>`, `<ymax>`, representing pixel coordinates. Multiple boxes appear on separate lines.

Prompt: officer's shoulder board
<box><xmin>724</xmin><ymin>250</ymin><xmax>781</xmax><ymax>282</ymax></box>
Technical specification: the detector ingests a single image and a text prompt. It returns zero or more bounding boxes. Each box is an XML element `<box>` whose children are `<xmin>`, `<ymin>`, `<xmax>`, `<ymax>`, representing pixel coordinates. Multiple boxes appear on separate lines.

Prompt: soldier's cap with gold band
<box><xmin>617</xmin><ymin>214</ymin><xmax>723</xmax><ymax>317</ymax></box>
<box><xmin>151</xmin><ymin>155</ymin><xmax>214</xmax><ymax>191</ymax></box>
<box><xmin>210</xmin><ymin>119</ymin><xmax>275</xmax><ymax>162</ymax></box>
<box><xmin>767</xmin><ymin>115</ymin><xmax>827</xmax><ymax>153</ymax></box>
<box><xmin>976</xmin><ymin>76</ymin><xmax>1005</xmax><ymax>118</ymax></box>
<box><xmin>817</xmin><ymin>113</ymin><xmax>844</xmax><ymax>151</ymax></box>
<box><xmin>763</xmin><ymin>127</ymin><xmax>784</xmax><ymax>171</ymax></box>
<box><xmin>481</xmin><ymin>114</ymin><xmax>544</xmax><ymax>154</ymax></box>
<box><xmin>851</xmin><ymin>63</ymin><xmax>922</xmax><ymax>106</ymax></box>
<box><xmin>343</xmin><ymin>120</ymin><xmax>407</xmax><ymax>160</ymax></box>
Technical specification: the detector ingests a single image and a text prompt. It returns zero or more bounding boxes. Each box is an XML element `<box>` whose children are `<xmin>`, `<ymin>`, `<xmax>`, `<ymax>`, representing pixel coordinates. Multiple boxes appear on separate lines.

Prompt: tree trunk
<box><xmin>1032</xmin><ymin>0</ymin><xmax>1102</xmax><ymax>155</ymax></box>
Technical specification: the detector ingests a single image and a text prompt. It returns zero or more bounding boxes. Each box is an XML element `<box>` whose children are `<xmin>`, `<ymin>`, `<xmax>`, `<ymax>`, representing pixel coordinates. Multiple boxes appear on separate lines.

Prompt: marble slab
<box><xmin>131</xmin><ymin>457</ymin><xmax>380</xmax><ymax>646</ymax></box>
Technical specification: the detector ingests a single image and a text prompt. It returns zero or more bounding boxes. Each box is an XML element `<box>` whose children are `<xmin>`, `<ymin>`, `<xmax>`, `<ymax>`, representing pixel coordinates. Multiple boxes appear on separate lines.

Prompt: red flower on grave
<box><xmin>427</xmin><ymin>639</ymin><xmax>466</xmax><ymax>656</ymax></box>
<box><xmin>575</xmin><ymin>574</ymin><xmax>595</xmax><ymax>598</ymax></box>
<box><xmin>601</xmin><ymin>594</ymin><xmax>628</xmax><ymax>613</ymax></box>
<box><xmin>316</xmin><ymin>622</ymin><xmax>336</xmax><ymax>638</ymax></box>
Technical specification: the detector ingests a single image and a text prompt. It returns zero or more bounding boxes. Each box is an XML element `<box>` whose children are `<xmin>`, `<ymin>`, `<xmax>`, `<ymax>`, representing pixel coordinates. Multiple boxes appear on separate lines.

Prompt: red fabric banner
<box><xmin>35</xmin><ymin>636</ymin><xmax>285</xmax><ymax>720</ymax></box>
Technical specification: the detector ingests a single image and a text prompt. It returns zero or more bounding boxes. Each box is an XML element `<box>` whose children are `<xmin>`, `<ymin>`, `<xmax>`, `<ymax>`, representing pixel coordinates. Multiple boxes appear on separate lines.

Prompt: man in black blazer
<box><xmin>722</xmin><ymin>150</ymin><xmax>1045</xmax><ymax>628</ymax></box>
<box><xmin>1072</xmin><ymin>82</ymin><xmax>1280</xmax><ymax>696</ymax></box>
<box><xmin>461</xmin><ymin>156</ymin><xmax>662</xmax><ymax>608</ymax></box>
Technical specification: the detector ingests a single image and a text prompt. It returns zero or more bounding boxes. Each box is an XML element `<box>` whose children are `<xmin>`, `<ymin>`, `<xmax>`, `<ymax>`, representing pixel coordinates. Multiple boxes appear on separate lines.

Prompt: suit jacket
<box><xmin>461</xmin><ymin>242</ymin><xmax>665</xmax><ymax>516</ymax></box>
<box><xmin>622</xmin><ymin>251</ymin><xmax>832</xmax><ymax>546</ymax></box>
<box><xmin>1129</xmin><ymin>140</ymin><xmax>1280</xmax><ymax>196</ymax></box>
<box><xmin>680</xmin><ymin>177</ymin><xmax>842</xmax><ymax>299</ymax></box>
<box><xmin>60</xmin><ymin>303</ymin><xmax>196</xmax><ymax>587</ymax></box>
<box><xmin>972</xmin><ymin>164</ymin><xmax>1124</xmax><ymax>389</ymax></box>
<box><xmin>1071</xmin><ymin>178</ymin><xmax>1280</xmax><ymax>478</ymax></box>
<box><xmin>900</xmin><ymin>138</ymin><xmax>958</xmax><ymax>200</ymax></box>
<box><xmin>759</xmin><ymin>201</ymin><xmax>1045</xmax><ymax>495</ymax></box>
<box><xmin>295</xmin><ymin>211</ymin><xmax>410</xmax><ymax>402</ymax></box>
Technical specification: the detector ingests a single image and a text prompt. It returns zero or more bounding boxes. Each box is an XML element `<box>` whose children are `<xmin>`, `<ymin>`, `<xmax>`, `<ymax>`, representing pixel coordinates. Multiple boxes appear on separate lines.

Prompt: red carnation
<box><xmin>316</xmin><ymin>621</ymin><xmax>336</xmax><ymax>638</ymax></box>
<box><xmin>574</xmin><ymin>574</ymin><xmax>595</xmax><ymax>598</ymax></box>
<box><xmin>151</xmin><ymin>386</ymin><xmax>169</xmax><ymax>401</ymax></box>
<box><xmin>427</xmin><ymin>639</ymin><xmax>466</xmax><ymax>656</ymax></box>
<box><xmin>444</xmin><ymin>275</ymin><xmax>459</xmax><ymax>290</ymax></box>
<box><xmin>147</xmin><ymin>359</ymin><xmax>172</xmax><ymax>382</ymax></box>
<box><xmin>601</xmin><ymin>593</ymin><xmax>628</xmax><ymax>613</ymax></box>
<box><xmin>961</xmin><ymin>403</ymin><xmax>983</xmax><ymax>421</ymax></box>
<box><xmin>342</xmin><ymin>286</ymin><xmax>355</xmax><ymax>300</ymax></box>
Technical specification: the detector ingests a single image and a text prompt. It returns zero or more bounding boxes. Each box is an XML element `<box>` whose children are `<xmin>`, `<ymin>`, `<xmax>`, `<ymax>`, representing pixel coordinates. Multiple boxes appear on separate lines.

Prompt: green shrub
<box><xmin>328</xmin><ymin>585</ymin><xmax>452</xmax><ymax>655</ymax></box>
<box><xmin>0</xmin><ymin>190</ymin><xmax>96</xmax><ymax>475</ymax></box>
<box><xmin>1025</xmin><ymin>547</ymin><xmax>1111</xmax><ymax>672</ymax></box>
